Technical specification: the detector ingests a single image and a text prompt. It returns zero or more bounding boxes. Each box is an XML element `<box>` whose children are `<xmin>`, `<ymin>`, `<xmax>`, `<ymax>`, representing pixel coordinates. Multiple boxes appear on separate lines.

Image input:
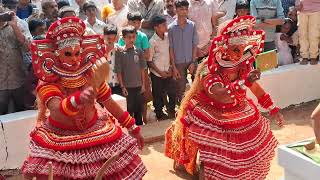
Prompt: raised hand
<box><xmin>247</xmin><ymin>69</ymin><xmax>261</xmax><ymax>84</ymax></box>
<box><xmin>79</xmin><ymin>86</ymin><xmax>96</xmax><ymax>105</ymax></box>
<box><xmin>90</xmin><ymin>57</ymin><xmax>109</xmax><ymax>88</ymax></box>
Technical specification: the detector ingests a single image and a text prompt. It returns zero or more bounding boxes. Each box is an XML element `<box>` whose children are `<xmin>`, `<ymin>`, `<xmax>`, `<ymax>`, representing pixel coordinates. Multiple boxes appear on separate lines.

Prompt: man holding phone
<box><xmin>0</xmin><ymin>3</ymin><xmax>32</xmax><ymax>114</ymax></box>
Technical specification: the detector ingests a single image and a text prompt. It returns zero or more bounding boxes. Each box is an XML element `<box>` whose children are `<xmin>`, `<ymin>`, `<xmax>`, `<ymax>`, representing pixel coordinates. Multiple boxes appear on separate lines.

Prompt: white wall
<box><xmin>248</xmin><ymin>63</ymin><xmax>320</xmax><ymax>109</ymax></box>
<box><xmin>0</xmin><ymin>94</ymin><xmax>126</xmax><ymax>170</ymax></box>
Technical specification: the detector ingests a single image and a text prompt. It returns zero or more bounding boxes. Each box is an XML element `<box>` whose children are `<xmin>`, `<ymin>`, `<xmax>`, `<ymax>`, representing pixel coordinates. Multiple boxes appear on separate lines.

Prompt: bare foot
<box><xmin>305</xmin><ymin>141</ymin><xmax>316</xmax><ymax>150</ymax></box>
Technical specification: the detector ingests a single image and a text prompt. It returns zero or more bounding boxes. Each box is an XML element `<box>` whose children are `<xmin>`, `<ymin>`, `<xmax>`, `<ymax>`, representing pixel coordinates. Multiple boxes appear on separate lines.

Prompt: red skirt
<box><xmin>184</xmin><ymin>98</ymin><xmax>277</xmax><ymax>179</ymax></box>
<box><xmin>21</xmin><ymin>116</ymin><xmax>146</xmax><ymax>179</ymax></box>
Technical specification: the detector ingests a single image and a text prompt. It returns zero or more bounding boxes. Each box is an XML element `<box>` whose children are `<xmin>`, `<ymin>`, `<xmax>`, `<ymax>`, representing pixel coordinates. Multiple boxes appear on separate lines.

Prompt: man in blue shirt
<box><xmin>168</xmin><ymin>0</ymin><xmax>198</xmax><ymax>104</ymax></box>
<box><xmin>251</xmin><ymin>0</ymin><xmax>285</xmax><ymax>51</ymax></box>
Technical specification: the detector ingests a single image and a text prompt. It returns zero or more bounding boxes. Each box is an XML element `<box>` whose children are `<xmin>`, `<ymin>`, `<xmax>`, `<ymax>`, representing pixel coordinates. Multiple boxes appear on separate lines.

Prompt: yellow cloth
<box><xmin>101</xmin><ymin>5</ymin><xmax>115</xmax><ymax>20</ymax></box>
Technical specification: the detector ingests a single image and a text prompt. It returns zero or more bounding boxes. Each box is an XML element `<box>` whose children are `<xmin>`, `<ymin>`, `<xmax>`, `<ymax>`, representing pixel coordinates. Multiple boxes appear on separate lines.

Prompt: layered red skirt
<box><xmin>166</xmin><ymin>96</ymin><xmax>278</xmax><ymax>179</ymax></box>
<box><xmin>21</xmin><ymin>115</ymin><xmax>146</xmax><ymax>179</ymax></box>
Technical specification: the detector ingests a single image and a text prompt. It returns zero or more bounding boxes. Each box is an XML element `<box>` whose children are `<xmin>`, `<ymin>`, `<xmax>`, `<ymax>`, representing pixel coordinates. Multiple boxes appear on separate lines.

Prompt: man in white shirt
<box><xmin>188</xmin><ymin>0</ymin><xmax>218</xmax><ymax>58</ymax></box>
<box><xmin>83</xmin><ymin>1</ymin><xmax>106</xmax><ymax>35</ymax></box>
<box><xmin>148</xmin><ymin>15</ymin><xmax>176</xmax><ymax>120</ymax></box>
<box><xmin>164</xmin><ymin>0</ymin><xmax>176</xmax><ymax>26</ymax></box>
<box><xmin>107</xmin><ymin>0</ymin><xmax>128</xmax><ymax>33</ymax></box>
<box><xmin>217</xmin><ymin>0</ymin><xmax>236</xmax><ymax>23</ymax></box>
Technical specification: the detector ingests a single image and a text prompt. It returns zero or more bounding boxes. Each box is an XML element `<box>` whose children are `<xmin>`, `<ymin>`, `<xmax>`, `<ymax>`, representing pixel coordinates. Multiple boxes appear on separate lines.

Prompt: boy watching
<box><xmin>115</xmin><ymin>26</ymin><xmax>146</xmax><ymax>126</ymax></box>
<box><xmin>148</xmin><ymin>15</ymin><xmax>176</xmax><ymax>120</ymax></box>
<box><xmin>103</xmin><ymin>24</ymin><xmax>122</xmax><ymax>95</ymax></box>
<box><xmin>118</xmin><ymin>12</ymin><xmax>150</xmax><ymax>59</ymax></box>
<box><xmin>83</xmin><ymin>1</ymin><xmax>106</xmax><ymax>34</ymax></box>
<box><xmin>118</xmin><ymin>11</ymin><xmax>151</xmax><ymax>124</ymax></box>
<box><xmin>168</xmin><ymin>0</ymin><xmax>198</xmax><ymax>104</ymax></box>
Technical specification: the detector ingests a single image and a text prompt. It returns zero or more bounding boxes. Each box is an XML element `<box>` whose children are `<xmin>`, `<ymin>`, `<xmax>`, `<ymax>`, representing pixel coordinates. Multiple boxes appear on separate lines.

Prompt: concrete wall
<box><xmin>248</xmin><ymin>63</ymin><xmax>320</xmax><ymax>109</ymax></box>
<box><xmin>0</xmin><ymin>94</ymin><xmax>126</xmax><ymax>170</ymax></box>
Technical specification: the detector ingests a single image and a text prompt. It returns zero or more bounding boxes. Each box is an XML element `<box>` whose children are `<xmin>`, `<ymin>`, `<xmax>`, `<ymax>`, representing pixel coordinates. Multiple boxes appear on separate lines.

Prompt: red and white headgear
<box><xmin>31</xmin><ymin>17</ymin><xmax>106</xmax><ymax>82</ymax></box>
<box><xmin>207</xmin><ymin>15</ymin><xmax>265</xmax><ymax>74</ymax></box>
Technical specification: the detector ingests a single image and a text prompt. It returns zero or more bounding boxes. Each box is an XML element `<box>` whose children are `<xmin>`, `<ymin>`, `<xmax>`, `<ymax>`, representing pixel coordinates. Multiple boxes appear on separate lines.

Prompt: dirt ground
<box><xmin>1</xmin><ymin>100</ymin><xmax>319</xmax><ymax>180</ymax></box>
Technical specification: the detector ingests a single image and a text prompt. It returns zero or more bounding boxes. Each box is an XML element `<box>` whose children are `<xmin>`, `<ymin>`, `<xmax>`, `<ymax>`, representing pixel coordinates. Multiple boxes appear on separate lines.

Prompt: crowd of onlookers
<box><xmin>0</xmin><ymin>0</ymin><xmax>319</xmax><ymax>125</ymax></box>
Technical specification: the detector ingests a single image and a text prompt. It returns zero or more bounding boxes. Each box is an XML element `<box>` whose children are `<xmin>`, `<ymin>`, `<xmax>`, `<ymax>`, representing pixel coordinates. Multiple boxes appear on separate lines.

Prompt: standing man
<box><xmin>164</xmin><ymin>0</ymin><xmax>176</xmax><ymax>26</ymax></box>
<box><xmin>251</xmin><ymin>0</ymin><xmax>285</xmax><ymax>52</ymax></box>
<box><xmin>105</xmin><ymin>0</ymin><xmax>128</xmax><ymax>33</ymax></box>
<box><xmin>296</xmin><ymin>0</ymin><xmax>320</xmax><ymax>65</ymax></box>
<box><xmin>217</xmin><ymin>0</ymin><xmax>236</xmax><ymax>23</ymax></box>
<box><xmin>83</xmin><ymin>1</ymin><xmax>106</xmax><ymax>34</ymax></box>
<box><xmin>188</xmin><ymin>0</ymin><xmax>219</xmax><ymax>59</ymax></box>
<box><xmin>0</xmin><ymin>6</ymin><xmax>29</xmax><ymax>114</ymax></box>
<box><xmin>127</xmin><ymin>0</ymin><xmax>164</xmax><ymax>39</ymax></box>
<box><xmin>168</xmin><ymin>0</ymin><xmax>198</xmax><ymax>104</ymax></box>
<box><xmin>41</xmin><ymin>0</ymin><xmax>59</xmax><ymax>27</ymax></box>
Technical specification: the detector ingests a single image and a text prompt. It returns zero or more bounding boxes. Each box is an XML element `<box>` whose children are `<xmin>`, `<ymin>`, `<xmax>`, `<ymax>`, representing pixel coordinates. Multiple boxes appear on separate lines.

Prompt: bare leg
<box><xmin>311</xmin><ymin>103</ymin><xmax>320</xmax><ymax>143</ymax></box>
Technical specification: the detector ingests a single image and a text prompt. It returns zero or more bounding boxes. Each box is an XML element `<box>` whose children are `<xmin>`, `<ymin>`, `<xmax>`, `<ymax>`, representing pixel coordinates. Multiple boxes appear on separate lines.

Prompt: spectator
<box><xmin>287</xmin><ymin>6</ymin><xmax>298</xmax><ymax>61</ymax></box>
<box><xmin>115</xmin><ymin>26</ymin><xmax>147</xmax><ymax>126</ymax></box>
<box><xmin>58</xmin><ymin>6</ymin><xmax>76</xmax><ymax>18</ymax></box>
<box><xmin>16</xmin><ymin>0</ymin><xmax>35</xmax><ymax>20</ymax></box>
<box><xmin>41</xmin><ymin>0</ymin><xmax>59</xmax><ymax>28</ymax></box>
<box><xmin>28</xmin><ymin>18</ymin><xmax>46</xmax><ymax>37</ymax></box>
<box><xmin>168</xmin><ymin>0</ymin><xmax>198</xmax><ymax>104</ymax></box>
<box><xmin>164</xmin><ymin>0</ymin><xmax>176</xmax><ymax>26</ymax></box>
<box><xmin>217</xmin><ymin>0</ymin><xmax>236</xmax><ymax>23</ymax></box>
<box><xmin>75</xmin><ymin>0</ymin><xmax>87</xmax><ymax>20</ymax></box>
<box><xmin>251</xmin><ymin>0</ymin><xmax>285</xmax><ymax>52</ymax></box>
<box><xmin>148</xmin><ymin>15</ymin><xmax>176</xmax><ymax>120</ymax></box>
<box><xmin>218</xmin><ymin>0</ymin><xmax>250</xmax><ymax>34</ymax></box>
<box><xmin>57</xmin><ymin>0</ymin><xmax>70</xmax><ymax>9</ymax></box>
<box><xmin>127</xmin><ymin>0</ymin><xmax>164</xmax><ymax>39</ymax></box>
<box><xmin>234</xmin><ymin>0</ymin><xmax>250</xmax><ymax>17</ymax></box>
<box><xmin>275</xmin><ymin>18</ymin><xmax>294</xmax><ymax>65</ymax></box>
<box><xmin>104</xmin><ymin>0</ymin><xmax>128</xmax><ymax>33</ymax></box>
<box><xmin>0</xmin><ymin>6</ymin><xmax>28</xmax><ymax>114</ymax></box>
<box><xmin>296</xmin><ymin>0</ymin><xmax>320</xmax><ymax>65</ymax></box>
<box><xmin>83</xmin><ymin>1</ymin><xmax>106</xmax><ymax>34</ymax></box>
<box><xmin>119</xmin><ymin>12</ymin><xmax>150</xmax><ymax>57</ymax></box>
<box><xmin>188</xmin><ymin>0</ymin><xmax>219</xmax><ymax>60</ymax></box>
<box><xmin>118</xmin><ymin>12</ymin><xmax>151</xmax><ymax>124</ymax></box>
<box><xmin>281</xmin><ymin>0</ymin><xmax>295</xmax><ymax>16</ymax></box>
<box><xmin>75</xmin><ymin>0</ymin><xmax>101</xmax><ymax>20</ymax></box>
<box><xmin>103</xmin><ymin>24</ymin><xmax>122</xmax><ymax>95</ymax></box>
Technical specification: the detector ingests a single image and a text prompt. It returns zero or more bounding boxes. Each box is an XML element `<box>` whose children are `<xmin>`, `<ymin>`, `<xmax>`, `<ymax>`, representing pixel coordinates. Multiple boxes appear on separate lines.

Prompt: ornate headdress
<box><xmin>207</xmin><ymin>15</ymin><xmax>265</xmax><ymax>74</ymax></box>
<box><xmin>31</xmin><ymin>17</ymin><xmax>106</xmax><ymax>87</ymax></box>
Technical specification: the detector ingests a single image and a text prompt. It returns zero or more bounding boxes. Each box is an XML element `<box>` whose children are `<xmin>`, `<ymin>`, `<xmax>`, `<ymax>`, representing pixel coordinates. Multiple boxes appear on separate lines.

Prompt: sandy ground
<box><xmin>1</xmin><ymin>100</ymin><xmax>319</xmax><ymax>180</ymax></box>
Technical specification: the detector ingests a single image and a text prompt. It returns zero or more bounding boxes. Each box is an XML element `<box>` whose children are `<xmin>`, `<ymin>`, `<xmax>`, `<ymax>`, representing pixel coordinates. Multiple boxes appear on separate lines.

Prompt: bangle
<box><xmin>258</xmin><ymin>93</ymin><xmax>274</xmax><ymax>109</ymax></box>
<box><xmin>97</xmin><ymin>82</ymin><xmax>112</xmax><ymax>103</ymax></box>
<box><xmin>128</xmin><ymin>125</ymin><xmax>141</xmax><ymax>135</ymax></box>
<box><xmin>269</xmin><ymin>106</ymin><xmax>280</xmax><ymax>116</ymax></box>
<box><xmin>59</xmin><ymin>91</ymin><xmax>81</xmax><ymax>116</ymax></box>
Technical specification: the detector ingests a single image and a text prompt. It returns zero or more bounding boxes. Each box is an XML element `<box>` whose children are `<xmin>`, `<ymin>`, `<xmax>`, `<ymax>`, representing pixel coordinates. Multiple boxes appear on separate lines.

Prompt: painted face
<box><xmin>225</xmin><ymin>44</ymin><xmax>246</xmax><ymax>62</ymax></box>
<box><xmin>58</xmin><ymin>45</ymin><xmax>81</xmax><ymax>71</ymax></box>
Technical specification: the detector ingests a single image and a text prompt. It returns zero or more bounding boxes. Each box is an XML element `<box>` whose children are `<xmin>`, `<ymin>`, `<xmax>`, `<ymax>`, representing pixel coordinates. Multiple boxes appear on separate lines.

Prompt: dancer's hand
<box><xmin>80</xmin><ymin>86</ymin><xmax>96</xmax><ymax>105</ymax></box>
<box><xmin>90</xmin><ymin>57</ymin><xmax>109</xmax><ymax>88</ymax></box>
<box><xmin>271</xmin><ymin>112</ymin><xmax>285</xmax><ymax>127</ymax></box>
<box><xmin>130</xmin><ymin>132</ymin><xmax>144</xmax><ymax>150</ymax></box>
<box><xmin>188</xmin><ymin>63</ymin><xmax>197</xmax><ymax>75</ymax></box>
<box><xmin>247</xmin><ymin>69</ymin><xmax>261</xmax><ymax>83</ymax></box>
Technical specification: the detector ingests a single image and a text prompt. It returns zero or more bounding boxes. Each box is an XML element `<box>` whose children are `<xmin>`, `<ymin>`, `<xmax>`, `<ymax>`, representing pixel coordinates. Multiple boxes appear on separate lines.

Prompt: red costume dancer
<box><xmin>22</xmin><ymin>17</ymin><xmax>146</xmax><ymax>179</ymax></box>
<box><xmin>165</xmin><ymin>16</ymin><xmax>285</xmax><ymax>179</ymax></box>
